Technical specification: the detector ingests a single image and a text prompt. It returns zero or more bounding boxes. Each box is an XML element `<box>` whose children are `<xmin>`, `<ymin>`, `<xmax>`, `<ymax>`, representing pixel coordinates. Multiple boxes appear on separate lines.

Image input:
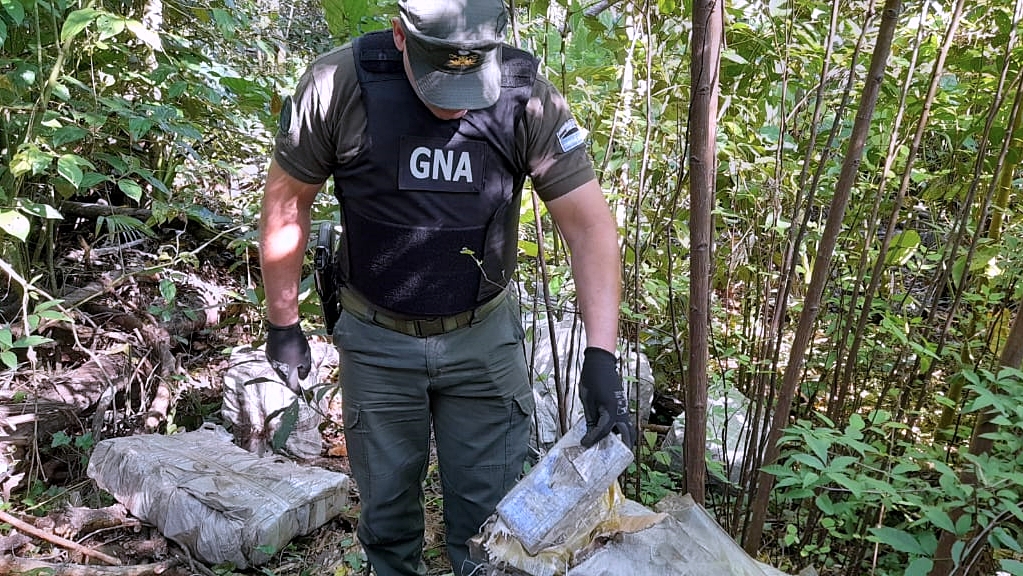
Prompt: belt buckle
<box><xmin>414</xmin><ymin>317</ymin><xmax>446</xmax><ymax>337</ymax></box>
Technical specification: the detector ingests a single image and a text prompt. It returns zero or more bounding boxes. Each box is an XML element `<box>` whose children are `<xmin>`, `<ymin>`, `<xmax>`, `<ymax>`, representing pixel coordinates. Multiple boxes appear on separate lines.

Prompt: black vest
<box><xmin>334</xmin><ymin>31</ymin><xmax>537</xmax><ymax>317</ymax></box>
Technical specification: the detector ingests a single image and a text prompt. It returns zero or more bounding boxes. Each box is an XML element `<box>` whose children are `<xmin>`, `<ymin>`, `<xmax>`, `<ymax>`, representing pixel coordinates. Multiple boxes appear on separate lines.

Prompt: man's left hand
<box><xmin>578</xmin><ymin>347</ymin><xmax>634</xmax><ymax>449</ymax></box>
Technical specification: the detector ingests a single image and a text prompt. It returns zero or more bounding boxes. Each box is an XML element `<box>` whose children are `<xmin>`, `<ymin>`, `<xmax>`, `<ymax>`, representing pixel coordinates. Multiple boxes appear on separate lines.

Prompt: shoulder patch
<box><xmin>556</xmin><ymin>119</ymin><xmax>588</xmax><ymax>153</ymax></box>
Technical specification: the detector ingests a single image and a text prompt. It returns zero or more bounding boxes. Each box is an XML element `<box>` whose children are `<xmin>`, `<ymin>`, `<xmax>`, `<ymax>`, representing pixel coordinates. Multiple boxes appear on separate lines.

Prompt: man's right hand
<box><xmin>265</xmin><ymin>321</ymin><xmax>312</xmax><ymax>395</ymax></box>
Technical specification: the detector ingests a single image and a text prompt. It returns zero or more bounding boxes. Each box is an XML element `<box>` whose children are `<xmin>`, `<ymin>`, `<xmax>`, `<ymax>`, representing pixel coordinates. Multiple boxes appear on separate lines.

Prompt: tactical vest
<box><xmin>334</xmin><ymin>31</ymin><xmax>537</xmax><ymax>317</ymax></box>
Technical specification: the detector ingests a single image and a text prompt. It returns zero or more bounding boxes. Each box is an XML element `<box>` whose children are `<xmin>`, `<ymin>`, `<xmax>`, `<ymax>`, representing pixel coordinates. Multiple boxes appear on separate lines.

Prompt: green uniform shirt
<box><xmin>274</xmin><ymin>42</ymin><xmax>597</xmax><ymax>201</ymax></box>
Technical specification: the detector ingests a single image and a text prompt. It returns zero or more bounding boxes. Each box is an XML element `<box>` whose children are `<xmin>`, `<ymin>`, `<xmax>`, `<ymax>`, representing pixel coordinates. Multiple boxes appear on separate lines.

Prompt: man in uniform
<box><xmin>259</xmin><ymin>1</ymin><xmax>633</xmax><ymax>574</ymax></box>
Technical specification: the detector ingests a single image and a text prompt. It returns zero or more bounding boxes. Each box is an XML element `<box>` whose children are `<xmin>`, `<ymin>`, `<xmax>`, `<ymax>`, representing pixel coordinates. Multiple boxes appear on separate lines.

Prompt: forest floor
<box><xmin>0</xmin><ymin>219</ymin><xmax>456</xmax><ymax>576</ymax></box>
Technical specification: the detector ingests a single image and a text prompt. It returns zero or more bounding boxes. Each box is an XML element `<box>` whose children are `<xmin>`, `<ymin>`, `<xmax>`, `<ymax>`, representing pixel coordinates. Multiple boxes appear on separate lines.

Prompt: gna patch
<box><xmin>398</xmin><ymin>136</ymin><xmax>486</xmax><ymax>193</ymax></box>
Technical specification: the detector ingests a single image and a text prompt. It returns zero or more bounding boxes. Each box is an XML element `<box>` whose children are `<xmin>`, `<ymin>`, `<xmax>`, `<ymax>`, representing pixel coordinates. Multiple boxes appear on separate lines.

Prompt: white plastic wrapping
<box><xmin>570</xmin><ymin>496</ymin><xmax>791</xmax><ymax>576</ymax></box>
<box><xmin>496</xmin><ymin>421</ymin><xmax>634</xmax><ymax>555</ymax></box>
<box><xmin>87</xmin><ymin>425</ymin><xmax>350</xmax><ymax>568</ymax></box>
<box><xmin>221</xmin><ymin>342</ymin><xmax>337</xmax><ymax>459</ymax></box>
<box><xmin>527</xmin><ymin>317</ymin><xmax>655</xmax><ymax>450</ymax></box>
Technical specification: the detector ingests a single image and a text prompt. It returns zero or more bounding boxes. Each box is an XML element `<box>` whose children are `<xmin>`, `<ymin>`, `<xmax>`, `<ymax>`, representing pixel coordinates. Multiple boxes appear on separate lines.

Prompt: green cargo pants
<box><xmin>334</xmin><ymin>291</ymin><xmax>534</xmax><ymax>576</ymax></box>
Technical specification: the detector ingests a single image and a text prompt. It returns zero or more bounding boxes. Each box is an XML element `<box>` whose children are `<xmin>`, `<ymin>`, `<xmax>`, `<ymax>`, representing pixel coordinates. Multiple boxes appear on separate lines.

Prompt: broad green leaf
<box><xmin>759</xmin><ymin>463</ymin><xmax>791</xmax><ymax>477</ymax></box>
<box><xmin>953</xmin><ymin>513</ymin><xmax>972</xmax><ymax>536</ymax></box>
<box><xmin>892</xmin><ymin>461</ymin><xmax>920</xmax><ymax>475</ymax></box>
<box><xmin>869</xmin><ymin>526</ymin><xmax>927</xmax><ymax>555</ymax></box>
<box><xmin>0</xmin><ymin>351</ymin><xmax>16</xmax><ymax>369</ymax></box>
<box><xmin>211</xmin><ymin>8</ymin><xmax>236</xmax><ymax>37</ymax></box>
<box><xmin>129</xmin><ymin>117</ymin><xmax>154</xmax><ymax>141</ymax></box>
<box><xmin>51</xmin><ymin>430</ymin><xmax>71</xmax><ymax>448</ymax></box>
<box><xmin>0</xmin><ymin>19</ymin><xmax>7</xmax><ymax>49</ymax></box>
<box><xmin>57</xmin><ymin>154</ymin><xmax>84</xmax><ymax>187</ymax></box>
<box><xmin>79</xmin><ymin>172</ymin><xmax>112</xmax><ymax>189</ymax></box>
<box><xmin>1</xmin><ymin>0</ymin><xmax>25</xmax><ymax>25</ymax></box>
<box><xmin>0</xmin><ymin>330</ymin><xmax>12</xmax><ymax>348</ymax></box>
<box><xmin>322</xmin><ymin>0</ymin><xmax>345</xmax><ymax>38</ymax></box>
<box><xmin>118</xmin><ymin>179</ymin><xmax>143</xmax><ymax>202</ymax></box>
<box><xmin>40</xmin><ymin>112</ymin><xmax>61</xmax><ymax>128</ymax></box>
<box><xmin>159</xmin><ymin>278</ymin><xmax>176</xmax><ymax>302</ymax></box>
<box><xmin>952</xmin><ymin>540</ymin><xmax>966</xmax><ymax>564</ymax></box>
<box><xmin>997</xmin><ymin>366</ymin><xmax>1023</xmax><ymax>383</ymax></box>
<box><xmin>905</xmin><ymin>558</ymin><xmax>933</xmax><ymax>576</ymax></box>
<box><xmin>13</xmin><ymin>335</ymin><xmax>52</xmax><ymax>347</ymax></box>
<box><xmin>52</xmin><ymin>125</ymin><xmax>89</xmax><ymax>147</ymax></box>
<box><xmin>10</xmin><ymin>145</ymin><xmax>53</xmax><ymax>176</ymax></box>
<box><xmin>166</xmin><ymin>122</ymin><xmax>203</xmax><ymax>141</ymax></box>
<box><xmin>96</xmin><ymin>14</ymin><xmax>126</xmax><ymax>40</ymax></box>
<box><xmin>801</xmin><ymin>471</ymin><xmax>820</xmax><ymax>488</ymax></box>
<box><xmin>992</xmin><ymin>527</ymin><xmax>1023</xmax><ymax>553</ymax></box>
<box><xmin>0</xmin><ymin>210</ymin><xmax>31</xmax><ymax>241</ymax></box>
<box><xmin>814</xmin><ymin>493</ymin><xmax>835</xmax><ymax>514</ymax></box>
<box><xmin>846</xmin><ymin>412</ymin><xmax>865</xmax><ymax>437</ymax></box>
<box><xmin>51</xmin><ymin>80</ymin><xmax>70</xmax><ymax>101</ymax></box>
<box><xmin>922</xmin><ymin>507</ymin><xmax>955</xmax><ymax>533</ymax></box>
<box><xmin>1000</xmin><ymin>560</ymin><xmax>1023</xmax><ymax>576</ymax></box>
<box><xmin>60</xmin><ymin>8</ymin><xmax>101</xmax><ymax>42</ymax></box>
<box><xmin>37</xmin><ymin>310</ymin><xmax>70</xmax><ymax>321</ymax></box>
<box><xmin>721</xmin><ymin>49</ymin><xmax>748</xmax><ymax>65</ymax></box>
<box><xmin>1003</xmin><ymin>500</ymin><xmax>1023</xmax><ymax>522</ymax></box>
<box><xmin>19</xmin><ymin>200</ymin><xmax>63</xmax><ymax>220</ymax></box>
<box><xmin>125</xmin><ymin>19</ymin><xmax>162</xmax><ymax>50</ymax></box>
<box><xmin>806</xmin><ymin>435</ymin><xmax>831</xmax><ymax>466</ymax></box>
<box><xmin>828</xmin><ymin>472</ymin><xmax>863</xmax><ymax>498</ymax></box>
<box><xmin>885</xmin><ymin>230</ymin><xmax>921</xmax><ymax>266</ymax></box>
<box><xmin>790</xmin><ymin>452</ymin><xmax>825</xmax><ymax>471</ymax></box>
<box><xmin>271</xmin><ymin>400</ymin><xmax>300</xmax><ymax>451</ymax></box>
<box><xmin>518</xmin><ymin>239</ymin><xmax>538</xmax><ymax>258</ymax></box>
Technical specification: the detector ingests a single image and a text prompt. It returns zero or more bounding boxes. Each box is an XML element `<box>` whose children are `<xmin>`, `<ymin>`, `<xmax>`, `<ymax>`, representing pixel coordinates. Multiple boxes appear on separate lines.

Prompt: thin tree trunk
<box><xmin>686</xmin><ymin>0</ymin><xmax>721</xmax><ymax>504</ymax></box>
<box><xmin>734</xmin><ymin>1</ymin><xmax>874</xmax><ymax>535</ymax></box>
<box><xmin>986</xmin><ymin>82</ymin><xmax>1023</xmax><ymax>244</ymax></box>
<box><xmin>839</xmin><ymin>0</ymin><xmax>963</xmax><ymax>425</ymax></box>
<box><xmin>743</xmin><ymin>0</ymin><xmax>903</xmax><ymax>554</ymax></box>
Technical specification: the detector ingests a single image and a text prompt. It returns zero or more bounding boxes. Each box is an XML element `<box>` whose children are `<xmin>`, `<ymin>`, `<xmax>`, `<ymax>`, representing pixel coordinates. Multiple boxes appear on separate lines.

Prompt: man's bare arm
<box><xmin>259</xmin><ymin>159</ymin><xmax>324</xmax><ymax>326</ymax></box>
<box><xmin>545</xmin><ymin>178</ymin><xmax>621</xmax><ymax>352</ymax></box>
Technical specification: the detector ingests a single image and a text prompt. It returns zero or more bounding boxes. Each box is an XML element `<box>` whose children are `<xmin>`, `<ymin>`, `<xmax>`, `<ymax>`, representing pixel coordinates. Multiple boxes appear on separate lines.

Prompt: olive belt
<box><xmin>338</xmin><ymin>287</ymin><xmax>505</xmax><ymax>338</ymax></box>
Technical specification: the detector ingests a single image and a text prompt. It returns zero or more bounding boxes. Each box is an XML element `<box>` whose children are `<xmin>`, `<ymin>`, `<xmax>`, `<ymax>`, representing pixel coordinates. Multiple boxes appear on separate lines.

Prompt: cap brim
<box><xmin>407</xmin><ymin>42</ymin><xmax>502</xmax><ymax>110</ymax></box>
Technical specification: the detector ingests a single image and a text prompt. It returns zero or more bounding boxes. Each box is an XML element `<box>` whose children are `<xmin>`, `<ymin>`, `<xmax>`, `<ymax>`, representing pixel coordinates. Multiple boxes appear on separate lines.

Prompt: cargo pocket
<box><xmin>506</xmin><ymin>386</ymin><xmax>534</xmax><ymax>483</ymax></box>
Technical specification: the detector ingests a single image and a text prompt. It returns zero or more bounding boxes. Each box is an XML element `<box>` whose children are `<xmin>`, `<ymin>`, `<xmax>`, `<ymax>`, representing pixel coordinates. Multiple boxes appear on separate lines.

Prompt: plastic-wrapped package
<box><xmin>221</xmin><ymin>343</ymin><xmax>337</xmax><ymax>459</ymax></box>
<box><xmin>87</xmin><ymin>424</ymin><xmax>350</xmax><ymax>568</ymax></box>
<box><xmin>473</xmin><ymin>422</ymin><xmax>794</xmax><ymax>576</ymax></box>
<box><xmin>570</xmin><ymin>497</ymin><xmax>792</xmax><ymax>576</ymax></box>
<box><xmin>496</xmin><ymin>421</ymin><xmax>634</xmax><ymax>555</ymax></box>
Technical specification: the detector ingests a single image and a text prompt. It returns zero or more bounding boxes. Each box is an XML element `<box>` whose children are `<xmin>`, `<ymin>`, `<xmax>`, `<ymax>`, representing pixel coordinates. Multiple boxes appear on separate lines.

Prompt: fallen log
<box><xmin>34</xmin><ymin>354</ymin><xmax>133</xmax><ymax>412</ymax></box>
<box><xmin>0</xmin><ymin>401</ymin><xmax>84</xmax><ymax>499</ymax></box>
<box><xmin>37</xmin><ymin>504</ymin><xmax>138</xmax><ymax>539</ymax></box>
<box><xmin>0</xmin><ymin>556</ymin><xmax>180</xmax><ymax>575</ymax></box>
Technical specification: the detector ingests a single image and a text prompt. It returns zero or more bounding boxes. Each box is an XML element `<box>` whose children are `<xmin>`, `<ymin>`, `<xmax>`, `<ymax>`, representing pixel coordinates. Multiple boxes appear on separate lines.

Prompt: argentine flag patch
<box><xmin>556</xmin><ymin>119</ymin><xmax>588</xmax><ymax>153</ymax></box>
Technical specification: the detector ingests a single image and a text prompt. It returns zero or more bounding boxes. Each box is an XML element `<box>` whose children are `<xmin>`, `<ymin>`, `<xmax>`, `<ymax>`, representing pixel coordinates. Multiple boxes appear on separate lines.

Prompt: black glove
<box><xmin>578</xmin><ymin>347</ymin><xmax>634</xmax><ymax>449</ymax></box>
<box><xmin>265</xmin><ymin>321</ymin><xmax>312</xmax><ymax>396</ymax></box>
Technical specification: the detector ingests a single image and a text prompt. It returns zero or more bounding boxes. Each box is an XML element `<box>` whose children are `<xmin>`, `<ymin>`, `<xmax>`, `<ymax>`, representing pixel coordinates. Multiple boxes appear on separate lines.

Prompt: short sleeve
<box><xmin>273</xmin><ymin>44</ymin><xmax>366</xmax><ymax>184</ymax></box>
<box><xmin>519</xmin><ymin>75</ymin><xmax>597</xmax><ymax>201</ymax></box>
